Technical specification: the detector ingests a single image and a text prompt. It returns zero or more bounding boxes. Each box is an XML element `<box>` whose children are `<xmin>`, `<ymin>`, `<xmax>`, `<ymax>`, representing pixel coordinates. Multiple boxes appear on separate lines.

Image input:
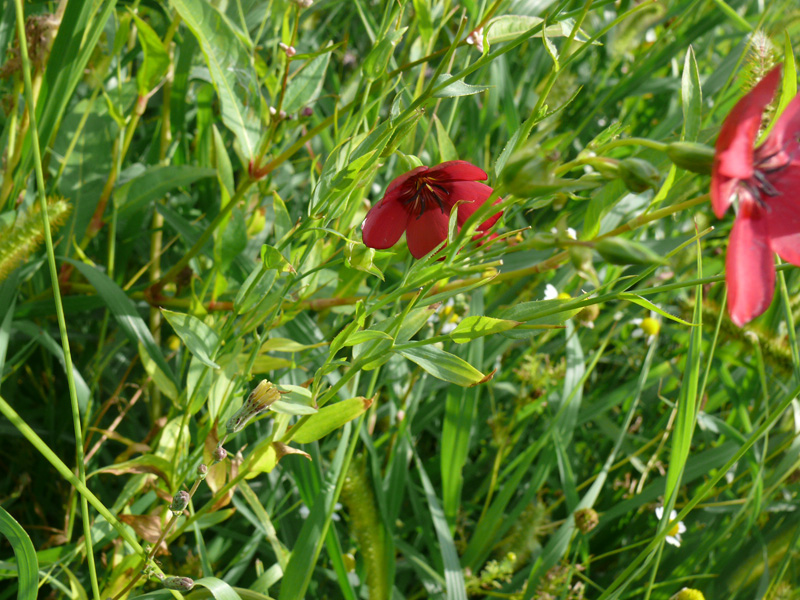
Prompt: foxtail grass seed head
<box><xmin>574</xmin><ymin>508</ymin><xmax>599</xmax><ymax>533</ymax></box>
<box><xmin>197</xmin><ymin>464</ymin><xmax>208</xmax><ymax>479</ymax></box>
<box><xmin>670</xmin><ymin>589</ymin><xmax>705</xmax><ymax>600</ymax></box>
<box><xmin>162</xmin><ymin>576</ymin><xmax>194</xmax><ymax>591</ymax></box>
<box><xmin>213</xmin><ymin>446</ymin><xmax>228</xmax><ymax>463</ymax></box>
<box><xmin>169</xmin><ymin>490</ymin><xmax>190</xmax><ymax>515</ymax></box>
<box><xmin>0</xmin><ymin>196</ymin><xmax>71</xmax><ymax>283</ymax></box>
<box><xmin>226</xmin><ymin>380</ymin><xmax>282</xmax><ymax>435</ymax></box>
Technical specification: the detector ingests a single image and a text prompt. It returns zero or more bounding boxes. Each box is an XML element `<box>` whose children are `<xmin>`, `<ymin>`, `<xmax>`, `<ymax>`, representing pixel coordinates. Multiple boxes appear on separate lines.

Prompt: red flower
<box><xmin>361</xmin><ymin>160</ymin><xmax>502</xmax><ymax>259</ymax></box>
<box><xmin>712</xmin><ymin>65</ymin><xmax>800</xmax><ymax>326</ymax></box>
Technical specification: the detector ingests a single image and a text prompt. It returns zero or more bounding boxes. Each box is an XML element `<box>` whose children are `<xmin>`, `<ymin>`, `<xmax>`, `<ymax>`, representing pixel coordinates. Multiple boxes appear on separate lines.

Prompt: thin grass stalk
<box><xmin>11</xmin><ymin>2</ymin><xmax>100</xmax><ymax>598</ymax></box>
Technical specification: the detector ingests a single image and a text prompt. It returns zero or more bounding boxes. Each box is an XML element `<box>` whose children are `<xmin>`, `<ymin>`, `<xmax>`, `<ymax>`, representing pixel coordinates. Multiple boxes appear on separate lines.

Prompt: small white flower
<box><xmin>465</xmin><ymin>27</ymin><xmax>484</xmax><ymax>53</ymax></box>
<box><xmin>549</xmin><ymin>227</ymin><xmax>577</xmax><ymax>240</ymax></box>
<box><xmin>655</xmin><ymin>506</ymin><xmax>686</xmax><ymax>547</ymax></box>
<box><xmin>543</xmin><ymin>284</ymin><xmax>559</xmax><ymax>300</ymax></box>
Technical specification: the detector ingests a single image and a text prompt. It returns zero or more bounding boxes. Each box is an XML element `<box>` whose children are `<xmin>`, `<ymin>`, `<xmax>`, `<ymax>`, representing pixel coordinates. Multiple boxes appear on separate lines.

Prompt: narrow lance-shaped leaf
<box><xmin>170</xmin><ymin>0</ymin><xmax>260</xmax><ymax>162</ymax></box>
<box><xmin>290</xmin><ymin>396</ymin><xmax>374</xmax><ymax>444</ymax></box>
<box><xmin>132</xmin><ymin>13</ymin><xmax>169</xmax><ymax>96</ymax></box>
<box><xmin>161</xmin><ymin>309</ymin><xmax>220</xmax><ymax>369</ymax></box>
<box><xmin>400</xmin><ymin>346</ymin><xmax>490</xmax><ymax>387</ymax></box>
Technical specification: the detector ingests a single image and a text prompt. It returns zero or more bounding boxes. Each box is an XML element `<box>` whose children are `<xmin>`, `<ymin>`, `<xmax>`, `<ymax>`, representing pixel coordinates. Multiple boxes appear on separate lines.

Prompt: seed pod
<box><xmin>226</xmin><ymin>380</ymin><xmax>282</xmax><ymax>435</ymax></box>
<box><xmin>574</xmin><ymin>508</ymin><xmax>599</xmax><ymax>533</ymax></box>
<box><xmin>666</xmin><ymin>142</ymin><xmax>714</xmax><ymax>174</ymax></box>
<box><xmin>197</xmin><ymin>464</ymin><xmax>208</xmax><ymax>479</ymax></box>
<box><xmin>169</xmin><ymin>490</ymin><xmax>190</xmax><ymax>515</ymax></box>
<box><xmin>213</xmin><ymin>446</ymin><xmax>228</xmax><ymax>463</ymax></box>
<box><xmin>595</xmin><ymin>237</ymin><xmax>667</xmax><ymax>266</ymax></box>
<box><xmin>618</xmin><ymin>158</ymin><xmax>660</xmax><ymax>193</ymax></box>
<box><xmin>162</xmin><ymin>576</ymin><xmax>194</xmax><ymax>591</ymax></box>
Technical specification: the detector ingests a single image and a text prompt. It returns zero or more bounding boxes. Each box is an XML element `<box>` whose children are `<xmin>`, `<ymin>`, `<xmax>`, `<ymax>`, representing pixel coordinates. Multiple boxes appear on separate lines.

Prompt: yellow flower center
<box><xmin>641</xmin><ymin>317</ymin><xmax>660</xmax><ymax>337</ymax></box>
<box><xmin>557</xmin><ymin>292</ymin><xmax>572</xmax><ymax>300</ymax></box>
<box><xmin>668</xmin><ymin>522</ymin><xmax>681</xmax><ymax>537</ymax></box>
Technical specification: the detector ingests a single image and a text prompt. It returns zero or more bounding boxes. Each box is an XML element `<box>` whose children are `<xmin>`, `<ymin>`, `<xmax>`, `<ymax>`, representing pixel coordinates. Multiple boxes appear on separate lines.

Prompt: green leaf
<box><xmin>343</xmin><ymin>330</ymin><xmax>393</xmax><ymax>347</ymax></box>
<box><xmin>399</xmin><ymin>346</ymin><xmax>489</xmax><ymax>387</ymax></box>
<box><xmin>413</xmin><ymin>450</ymin><xmax>468</xmax><ymax>600</ymax></box>
<box><xmin>681</xmin><ymin>46</ymin><xmax>702</xmax><ymax>141</ymax></box>
<box><xmin>362</xmin><ymin>28</ymin><xmax>407</xmax><ymax>81</ymax></box>
<box><xmin>412</xmin><ymin>0</ymin><xmax>433</xmax><ymax>43</ymax></box>
<box><xmin>170</xmin><ymin>0</ymin><xmax>260</xmax><ymax>161</ymax></box>
<box><xmin>12</xmin><ymin>321</ymin><xmax>91</xmax><ymax>414</ymax></box>
<box><xmin>433</xmin><ymin>74</ymin><xmax>490</xmax><ymax>98</ymax></box>
<box><xmin>486</xmin><ymin>15</ymin><xmax>543</xmax><ymax>44</ymax></box>
<box><xmin>161</xmin><ymin>309</ymin><xmax>220</xmax><ymax>369</ymax></box>
<box><xmin>434</xmin><ymin>115</ymin><xmax>458</xmax><ymax>163</ymax></box>
<box><xmin>193</xmin><ymin>577</ymin><xmax>244</xmax><ymax>600</ymax></box>
<box><xmin>261</xmin><ymin>244</ymin><xmax>294</xmax><ymax>273</ymax></box>
<box><xmin>271</xmin><ymin>385</ymin><xmax>318</xmax><ymax>417</ymax></box>
<box><xmin>283</xmin><ymin>50</ymin><xmax>331</xmax><ymax>114</ymax></box>
<box><xmin>618</xmin><ymin>293</ymin><xmax>696</xmax><ymax>327</ymax></box>
<box><xmin>132</xmin><ymin>14</ymin><xmax>169</xmax><ymax>96</ymax></box>
<box><xmin>290</xmin><ymin>397</ymin><xmax>373</xmax><ymax>443</ymax></box>
<box><xmin>115</xmin><ymin>166</ymin><xmax>217</xmax><ymax>216</ymax></box>
<box><xmin>0</xmin><ymin>505</ymin><xmax>38</xmax><ymax>600</ymax></box>
<box><xmin>450</xmin><ymin>316</ymin><xmax>519</xmax><ymax>343</ymax></box>
<box><xmin>68</xmin><ymin>260</ymin><xmax>178</xmax><ymax>388</ymax></box>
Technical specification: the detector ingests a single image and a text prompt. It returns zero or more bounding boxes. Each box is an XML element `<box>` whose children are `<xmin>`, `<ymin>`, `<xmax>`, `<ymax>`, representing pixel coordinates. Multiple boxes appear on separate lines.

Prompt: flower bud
<box><xmin>618</xmin><ymin>158</ymin><xmax>660</xmax><ymax>193</ymax></box>
<box><xmin>569</xmin><ymin>245</ymin><xmax>594</xmax><ymax>272</ymax></box>
<box><xmin>577</xmin><ymin>303</ymin><xmax>600</xmax><ymax>326</ymax></box>
<box><xmin>197</xmin><ymin>464</ymin><xmax>208</xmax><ymax>479</ymax></box>
<box><xmin>213</xmin><ymin>446</ymin><xmax>228</xmax><ymax>463</ymax></box>
<box><xmin>279</xmin><ymin>42</ymin><xmax>296</xmax><ymax>58</ymax></box>
<box><xmin>500</xmin><ymin>146</ymin><xmax>563</xmax><ymax>198</ymax></box>
<box><xmin>302</xmin><ymin>106</ymin><xmax>313</xmax><ymax>117</ymax></box>
<box><xmin>169</xmin><ymin>490</ymin><xmax>190</xmax><ymax>515</ymax></box>
<box><xmin>162</xmin><ymin>576</ymin><xmax>194</xmax><ymax>591</ymax></box>
<box><xmin>666</xmin><ymin>142</ymin><xmax>714</xmax><ymax>174</ymax></box>
<box><xmin>670</xmin><ymin>589</ymin><xmax>705</xmax><ymax>600</ymax></box>
<box><xmin>574</xmin><ymin>507</ymin><xmax>599</xmax><ymax>533</ymax></box>
<box><xmin>595</xmin><ymin>237</ymin><xmax>667</xmax><ymax>266</ymax></box>
<box><xmin>226</xmin><ymin>380</ymin><xmax>282</xmax><ymax>435</ymax></box>
<box><xmin>291</xmin><ymin>0</ymin><xmax>313</xmax><ymax>7</ymax></box>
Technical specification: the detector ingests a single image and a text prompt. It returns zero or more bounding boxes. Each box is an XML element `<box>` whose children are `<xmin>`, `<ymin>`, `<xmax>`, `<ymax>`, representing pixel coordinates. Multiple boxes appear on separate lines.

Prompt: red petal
<box><xmin>712</xmin><ymin>65</ymin><xmax>782</xmax><ymax>218</ymax></box>
<box><xmin>405</xmin><ymin>207</ymin><xmax>450</xmax><ymax>259</ymax></box>
<box><xmin>757</xmin><ymin>93</ymin><xmax>800</xmax><ymax>166</ymax></box>
<box><xmin>427</xmin><ymin>160</ymin><xmax>488</xmax><ymax>182</ymax></box>
<box><xmin>764</xmin><ymin>168</ymin><xmax>800</xmax><ymax>265</ymax></box>
<box><xmin>385</xmin><ymin>166</ymin><xmax>428</xmax><ymax>195</ymax></box>
<box><xmin>726</xmin><ymin>205</ymin><xmax>775</xmax><ymax>326</ymax></box>
<box><xmin>361</xmin><ymin>194</ymin><xmax>412</xmax><ymax>250</ymax></box>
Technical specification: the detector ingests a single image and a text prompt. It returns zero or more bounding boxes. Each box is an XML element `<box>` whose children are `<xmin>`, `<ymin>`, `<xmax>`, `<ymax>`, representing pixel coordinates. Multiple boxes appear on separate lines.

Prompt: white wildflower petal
<box><xmin>655</xmin><ymin>506</ymin><xmax>664</xmax><ymax>520</ymax></box>
<box><xmin>666</xmin><ymin>535</ymin><xmax>681</xmax><ymax>547</ymax></box>
<box><xmin>544</xmin><ymin>284</ymin><xmax>559</xmax><ymax>300</ymax></box>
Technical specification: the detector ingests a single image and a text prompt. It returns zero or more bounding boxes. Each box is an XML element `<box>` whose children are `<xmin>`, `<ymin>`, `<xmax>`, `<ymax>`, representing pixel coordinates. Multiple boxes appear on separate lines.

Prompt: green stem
<box><xmin>11</xmin><ymin>3</ymin><xmax>100</xmax><ymax>599</ymax></box>
<box><xmin>0</xmin><ymin>393</ymin><xmax>145</xmax><ymax>556</ymax></box>
<box><xmin>597</xmin><ymin>379</ymin><xmax>800</xmax><ymax>599</ymax></box>
<box><xmin>154</xmin><ymin>177</ymin><xmax>255</xmax><ymax>290</ymax></box>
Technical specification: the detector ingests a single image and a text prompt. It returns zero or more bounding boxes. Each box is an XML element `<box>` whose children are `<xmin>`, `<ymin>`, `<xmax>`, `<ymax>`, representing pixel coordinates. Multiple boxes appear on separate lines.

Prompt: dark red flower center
<box><xmin>401</xmin><ymin>176</ymin><xmax>450</xmax><ymax>218</ymax></box>
<box><xmin>744</xmin><ymin>142</ymin><xmax>796</xmax><ymax>207</ymax></box>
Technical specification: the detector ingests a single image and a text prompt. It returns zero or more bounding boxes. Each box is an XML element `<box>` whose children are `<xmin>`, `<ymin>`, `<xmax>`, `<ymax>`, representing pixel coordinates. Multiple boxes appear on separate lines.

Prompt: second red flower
<box><xmin>361</xmin><ymin>160</ymin><xmax>502</xmax><ymax>259</ymax></box>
